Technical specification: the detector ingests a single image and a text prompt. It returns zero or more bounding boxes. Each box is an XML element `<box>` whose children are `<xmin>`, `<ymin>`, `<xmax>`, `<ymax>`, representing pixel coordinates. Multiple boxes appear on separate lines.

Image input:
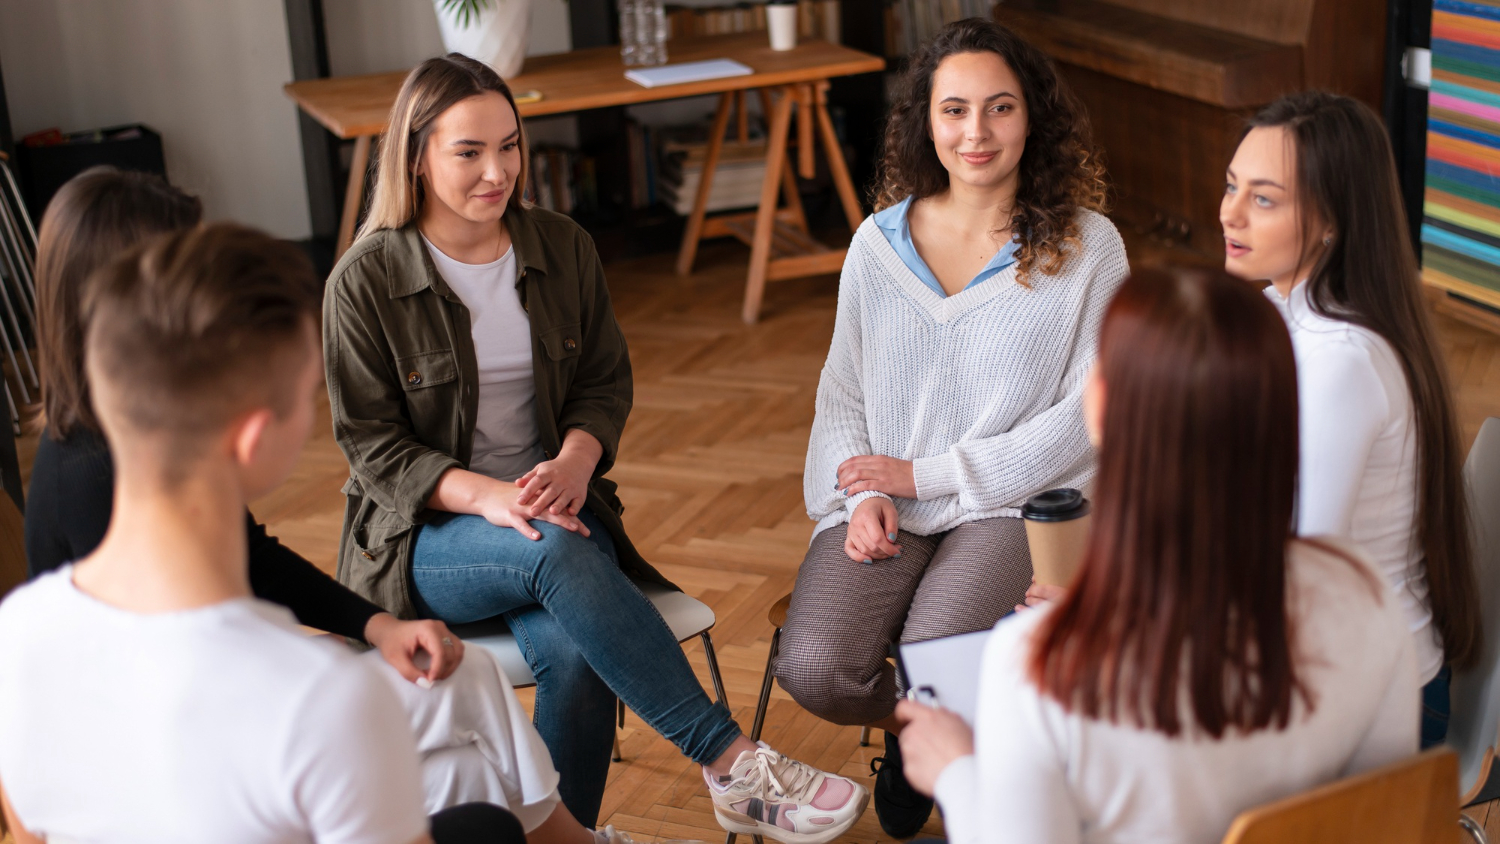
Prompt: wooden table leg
<box><xmin>676</xmin><ymin>91</ymin><xmax>735</xmax><ymax>277</ymax></box>
<box><xmin>781</xmin><ymin>163</ymin><xmax>809</xmax><ymax>235</ymax></box>
<box><xmin>796</xmin><ymin>83</ymin><xmax>816</xmax><ymax>180</ymax></box>
<box><xmin>337</xmin><ymin>134</ymin><xmax>373</xmax><ymax>260</ymax></box>
<box><xmin>815</xmin><ymin>81</ymin><xmax>864</xmax><ymax>232</ymax></box>
<box><xmin>743</xmin><ymin>86</ymin><xmax>795</xmax><ymax>324</ymax></box>
<box><xmin>736</xmin><ymin>90</ymin><xmax>749</xmax><ymax>144</ymax></box>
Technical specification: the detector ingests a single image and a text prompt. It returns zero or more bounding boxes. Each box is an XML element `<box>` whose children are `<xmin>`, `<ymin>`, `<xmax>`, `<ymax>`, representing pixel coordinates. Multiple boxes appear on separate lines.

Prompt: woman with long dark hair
<box><xmin>1221</xmin><ymin>91</ymin><xmax>1478</xmax><ymax>746</ymax></box>
<box><xmin>776</xmin><ymin>17</ymin><xmax>1127</xmax><ymax>837</ymax></box>
<box><xmin>896</xmin><ymin>267</ymin><xmax>1418</xmax><ymax>843</ymax></box>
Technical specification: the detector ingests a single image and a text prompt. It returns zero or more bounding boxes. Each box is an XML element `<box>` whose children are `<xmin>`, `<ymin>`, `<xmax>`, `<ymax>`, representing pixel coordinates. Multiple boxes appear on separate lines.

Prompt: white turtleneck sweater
<box><xmin>1265</xmin><ymin>282</ymin><xmax>1442</xmax><ymax>683</ymax></box>
<box><xmin>804</xmin><ymin>209</ymin><xmax>1129</xmax><ymax>537</ymax></box>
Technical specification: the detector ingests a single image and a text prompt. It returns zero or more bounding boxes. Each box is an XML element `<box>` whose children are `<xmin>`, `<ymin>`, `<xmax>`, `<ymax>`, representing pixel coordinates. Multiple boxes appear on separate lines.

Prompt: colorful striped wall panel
<box><xmin>1425</xmin><ymin>0</ymin><xmax>1500</xmax><ymax>310</ymax></box>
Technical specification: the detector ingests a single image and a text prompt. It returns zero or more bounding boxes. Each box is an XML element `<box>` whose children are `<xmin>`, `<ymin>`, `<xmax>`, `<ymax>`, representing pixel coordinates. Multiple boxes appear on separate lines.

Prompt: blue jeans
<box><xmin>1421</xmin><ymin>665</ymin><xmax>1452</xmax><ymax>749</ymax></box>
<box><xmin>411</xmin><ymin>506</ymin><xmax>742</xmax><ymax>827</ymax></box>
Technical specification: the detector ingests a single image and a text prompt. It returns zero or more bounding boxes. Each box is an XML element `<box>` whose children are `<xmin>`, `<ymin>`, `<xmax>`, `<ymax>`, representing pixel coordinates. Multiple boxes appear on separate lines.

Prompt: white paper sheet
<box><xmin>624</xmin><ymin>58</ymin><xmax>754</xmax><ymax>88</ymax></box>
<box><xmin>898</xmin><ymin>629</ymin><xmax>993</xmax><ymax>726</ymax></box>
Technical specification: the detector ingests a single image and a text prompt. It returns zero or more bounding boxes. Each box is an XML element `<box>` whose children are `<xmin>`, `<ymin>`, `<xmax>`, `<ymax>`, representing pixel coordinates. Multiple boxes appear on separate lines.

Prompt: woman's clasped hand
<box><xmin>516</xmin><ymin>429</ymin><xmax>604</xmax><ymax>519</ymax></box>
<box><xmin>836</xmin><ymin>456</ymin><xmax>915</xmax><ymax>563</ymax></box>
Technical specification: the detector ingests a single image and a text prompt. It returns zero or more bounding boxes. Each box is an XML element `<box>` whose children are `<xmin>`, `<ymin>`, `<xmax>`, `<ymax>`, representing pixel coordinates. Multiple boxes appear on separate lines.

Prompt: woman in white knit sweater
<box><xmin>896</xmin><ymin>266</ymin><xmax>1417</xmax><ymax>844</ymax></box>
<box><xmin>1220</xmin><ymin>92</ymin><xmax>1479</xmax><ymax>748</ymax></box>
<box><xmin>774</xmin><ymin>18</ymin><xmax>1128</xmax><ymax>837</ymax></box>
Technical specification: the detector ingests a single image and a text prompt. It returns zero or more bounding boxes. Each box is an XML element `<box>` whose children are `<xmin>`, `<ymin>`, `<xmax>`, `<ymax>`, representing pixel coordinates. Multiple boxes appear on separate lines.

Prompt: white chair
<box><xmin>449</xmin><ymin>579</ymin><xmax>728</xmax><ymax>761</ymax></box>
<box><xmin>1449</xmin><ymin>417</ymin><xmax>1500</xmax><ymax>843</ymax></box>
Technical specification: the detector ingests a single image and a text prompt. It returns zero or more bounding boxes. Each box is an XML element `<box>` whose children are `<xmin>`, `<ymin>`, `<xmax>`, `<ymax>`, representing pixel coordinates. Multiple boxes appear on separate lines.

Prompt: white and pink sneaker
<box><xmin>705</xmin><ymin>742</ymin><xmax>869</xmax><ymax>844</ymax></box>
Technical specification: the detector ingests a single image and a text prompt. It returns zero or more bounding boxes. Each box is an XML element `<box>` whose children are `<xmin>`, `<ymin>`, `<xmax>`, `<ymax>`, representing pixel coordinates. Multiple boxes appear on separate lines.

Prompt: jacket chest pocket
<box><xmin>539</xmin><ymin>323</ymin><xmax>582</xmax><ymax>363</ymax></box>
<box><xmin>395</xmin><ymin>348</ymin><xmax>459</xmax><ymax>437</ymax></box>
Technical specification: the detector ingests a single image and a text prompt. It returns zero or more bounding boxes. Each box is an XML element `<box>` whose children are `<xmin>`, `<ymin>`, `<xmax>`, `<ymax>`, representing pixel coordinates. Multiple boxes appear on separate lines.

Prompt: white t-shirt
<box><xmin>0</xmin><ymin>568</ymin><xmax>429</xmax><ymax>844</ymax></box>
<box><xmin>1266</xmin><ymin>282</ymin><xmax>1441</xmax><ymax>682</ymax></box>
<box><xmin>934</xmin><ymin>540</ymin><xmax>1419</xmax><ymax>844</ymax></box>
<box><xmin>423</xmin><ymin>236</ymin><xmax>546</xmax><ymax>482</ymax></box>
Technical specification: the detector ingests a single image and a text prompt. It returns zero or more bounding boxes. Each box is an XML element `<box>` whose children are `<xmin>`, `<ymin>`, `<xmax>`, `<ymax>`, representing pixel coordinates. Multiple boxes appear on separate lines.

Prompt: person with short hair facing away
<box><xmin>19</xmin><ymin>167</ymin><xmax>620</xmax><ymax>842</ymax></box>
<box><xmin>0</xmin><ymin>224</ymin><xmax>527</xmax><ymax>843</ymax></box>
<box><xmin>897</xmin><ymin>266</ymin><xmax>1419</xmax><ymax>844</ymax></box>
<box><xmin>325</xmin><ymin>53</ymin><xmax>867</xmax><ymax>843</ymax></box>
<box><xmin>1221</xmin><ymin>91</ymin><xmax>1480</xmax><ymax>747</ymax></box>
<box><xmin>775</xmin><ymin>18</ymin><xmax>1127</xmax><ymax>838</ymax></box>
<box><xmin>26</xmin><ymin>167</ymin><xmax>465</xmax><ymax>699</ymax></box>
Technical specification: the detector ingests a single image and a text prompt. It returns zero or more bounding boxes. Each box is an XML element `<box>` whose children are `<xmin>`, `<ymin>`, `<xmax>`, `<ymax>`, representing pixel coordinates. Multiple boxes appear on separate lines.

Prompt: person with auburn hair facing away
<box><xmin>1221</xmin><ymin>91</ymin><xmax>1479</xmax><ymax>746</ymax></box>
<box><xmin>897</xmin><ymin>266</ymin><xmax>1419</xmax><ymax>844</ymax></box>
<box><xmin>20</xmin><ymin>167</ymin><xmax>609</xmax><ymax>841</ymax></box>
<box><xmin>0</xmin><ymin>224</ymin><xmax>534</xmax><ymax>843</ymax></box>
<box><xmin>775</xmin><ymin>18</ymin><xmax>1126</xmax><ymax>837</ymax></box>
<box><xmin>325</xmin><ymin>53</ymin><xmax>867</xmax><ymax>842</ymax></box>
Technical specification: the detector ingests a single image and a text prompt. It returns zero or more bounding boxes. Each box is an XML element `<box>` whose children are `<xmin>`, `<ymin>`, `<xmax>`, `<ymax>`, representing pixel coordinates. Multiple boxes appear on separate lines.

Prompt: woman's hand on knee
<box><xmin>836</xmin><ymin>455</ymin><xmax>917</xmax><ymax>499</ymax></box>
<box><xmin>516</xmin><ymin>429</ymin><xmax>601</xmax><ymax>518</ymax></box>
<box><xmin>845</xmin><ymin>497</ymin><xmax>901</xmax><ymax>563</ymax></box>
<box><xmin>516</xmin><ymin>454</ymin><xmax>590</xmax><ymax>518</ymax></box>
<box><xmin>477</xmin><ymin>482</ymin><xmax>590</xmax><ymax>540</ymax></box>
<box><xmin>365</xmin><ymin>613</ymin><xmax>466</xmax><ymax>684</ymax></box>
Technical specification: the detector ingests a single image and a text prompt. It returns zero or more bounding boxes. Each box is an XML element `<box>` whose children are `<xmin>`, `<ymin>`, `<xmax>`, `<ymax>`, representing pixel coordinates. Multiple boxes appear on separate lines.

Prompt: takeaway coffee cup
<box><xmin>767</xmin><ymin>0</ymin><xmax>798</xmax><ymax>51</ymax></box>
<box><xmin>1021</xmin><ymin>488</ymin><xmax>1092</xmax><ymax>587</ymax></box>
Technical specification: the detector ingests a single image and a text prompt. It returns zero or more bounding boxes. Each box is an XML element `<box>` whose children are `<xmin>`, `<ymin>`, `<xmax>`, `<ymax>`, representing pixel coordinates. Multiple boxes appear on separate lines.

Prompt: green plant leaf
<box><xmin>439</xmin><ymin>0</ymin><xmax>492</xmax><ymax>29</ymax></box>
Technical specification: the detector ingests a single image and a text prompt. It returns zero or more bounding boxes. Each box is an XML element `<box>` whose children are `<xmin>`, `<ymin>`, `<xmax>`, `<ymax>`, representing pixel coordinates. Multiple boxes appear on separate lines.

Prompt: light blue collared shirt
<box><xmin>872</xmin><ymin>195</ymin><xmax>1020</xmax><ymax>297</ymax></box>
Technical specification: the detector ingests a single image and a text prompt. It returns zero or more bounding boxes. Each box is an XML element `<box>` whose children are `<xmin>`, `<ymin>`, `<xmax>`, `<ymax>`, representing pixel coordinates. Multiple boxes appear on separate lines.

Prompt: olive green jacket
<box><xmin>323</xmin><ymin>204</ymin><xmax>671</xmax><ymax>619</ymax></box>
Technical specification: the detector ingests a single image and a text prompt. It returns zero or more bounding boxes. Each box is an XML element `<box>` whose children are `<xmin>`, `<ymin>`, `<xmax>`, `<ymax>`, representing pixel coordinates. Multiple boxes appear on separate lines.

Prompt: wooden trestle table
<box><xmin>283</xmin><ymin>33</ymin><xmax>884</xmax><ymax>323</ymax></box>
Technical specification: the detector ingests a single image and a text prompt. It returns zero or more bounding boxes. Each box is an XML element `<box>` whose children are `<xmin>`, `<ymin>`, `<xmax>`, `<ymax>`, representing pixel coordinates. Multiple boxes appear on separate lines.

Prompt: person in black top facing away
<box><xmin>26</xmin><ymin>166</ymin><xmax>459</xmax><ymax>682</ymax></box>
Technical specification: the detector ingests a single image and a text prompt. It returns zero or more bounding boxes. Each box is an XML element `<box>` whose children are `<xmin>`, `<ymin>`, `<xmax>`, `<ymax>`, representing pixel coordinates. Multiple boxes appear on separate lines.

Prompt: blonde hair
<box><xmin>357</xmin><ymin>53</ymin><xmax>530</xmax><ymax>240</ymax></box>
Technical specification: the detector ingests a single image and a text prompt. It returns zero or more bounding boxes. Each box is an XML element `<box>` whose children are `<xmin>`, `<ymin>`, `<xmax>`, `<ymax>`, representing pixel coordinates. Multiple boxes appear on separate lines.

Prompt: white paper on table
<box><xmin>898</xmin><ymin>629</ymin><xmax>993</xmax><ymax>727</ymax></box>
<box><xmin>624</xmin><ymin>59</ymin><xmax>754</xmax><ymax>88</ymax></box>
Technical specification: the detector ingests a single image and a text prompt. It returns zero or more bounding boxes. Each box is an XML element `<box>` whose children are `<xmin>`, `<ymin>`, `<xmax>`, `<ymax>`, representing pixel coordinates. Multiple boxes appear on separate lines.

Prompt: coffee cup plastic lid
<box><xmin>1021</xmin><ymin>488</ymin><xmax>1090</xmax><ymax>521</ymax></box>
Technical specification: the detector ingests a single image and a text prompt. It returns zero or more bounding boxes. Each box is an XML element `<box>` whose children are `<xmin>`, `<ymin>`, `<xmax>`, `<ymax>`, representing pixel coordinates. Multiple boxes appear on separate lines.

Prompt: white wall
<box><xmin>0</xmin><ymin>0</ymin><xmax>313</xmax><ymax>239</ymax></box>
<box><xmin>0</xmin><ymin>0</ymin><xmax>580</xmax><ymax>241</ymax></box>
<box><xmin>326</xmin><ymin>0</ymin><xmax>579</xmax><ymax>146</ymax></box>
<box><xmin>325</xmin><ymin>0</ymin><xmax>574</xmax><ymax>76</ymax></box>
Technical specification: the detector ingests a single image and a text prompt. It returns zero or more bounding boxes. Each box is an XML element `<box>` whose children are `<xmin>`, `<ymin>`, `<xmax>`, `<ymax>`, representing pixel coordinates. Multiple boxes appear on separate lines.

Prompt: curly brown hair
<box><xmin>873</xmin><ymin>18</ymin><xmax>1108</xmax><ymax>284</ymax></box>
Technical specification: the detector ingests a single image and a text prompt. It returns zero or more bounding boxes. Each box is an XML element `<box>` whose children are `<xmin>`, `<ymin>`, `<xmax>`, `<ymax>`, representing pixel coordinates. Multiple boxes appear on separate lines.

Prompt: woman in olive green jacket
<box><xmin>324</xmin><ymin>55</ymin><xmax>868</xmax><ymax>842</ymax></box>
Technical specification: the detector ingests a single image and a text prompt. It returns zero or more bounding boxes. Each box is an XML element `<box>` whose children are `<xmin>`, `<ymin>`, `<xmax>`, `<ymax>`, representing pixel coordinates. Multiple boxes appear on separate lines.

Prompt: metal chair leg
<box><xmin>701</xmin><ymin>631</ymin><xmax>729</xmax><ymax>708</ymax></box>
<box><xmin>1462</xmin><ymin>814</ymin><xmax>1488</xmax><ymax>844</ymax></box>
<box><xmin>612</xmin><ymin>697</ymin><xmax>626</xmax><ymax>762</ymax></box>
<box><xmin>727</xmin><ymin>629</ymin><xmax>783</xmax><ymax>844</ymax></box>
<box><xmin>750</xmin><ymin>628</ymin><xmax>781</xmax><ymax>743</ymax></box>
<box><xmin>859</xmin><ymin>726</ymin><xmax>871</xmax><ymax>747</ymax></box>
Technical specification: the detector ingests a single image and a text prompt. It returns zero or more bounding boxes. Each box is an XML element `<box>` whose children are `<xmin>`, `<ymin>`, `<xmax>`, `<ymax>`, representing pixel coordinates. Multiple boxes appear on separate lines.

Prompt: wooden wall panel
<box><xmin>1062</xmin><ymin>63</ymin><xmax>1247</xmax><ymax>257</ymax></box>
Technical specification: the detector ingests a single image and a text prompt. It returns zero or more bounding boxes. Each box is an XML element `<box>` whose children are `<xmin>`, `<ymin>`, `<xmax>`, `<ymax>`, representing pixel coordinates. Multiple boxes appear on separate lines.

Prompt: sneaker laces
<box><xmin>745</xmin><ymin>745</ymin><xmax>821</xmax><ymax>800</ymax></box>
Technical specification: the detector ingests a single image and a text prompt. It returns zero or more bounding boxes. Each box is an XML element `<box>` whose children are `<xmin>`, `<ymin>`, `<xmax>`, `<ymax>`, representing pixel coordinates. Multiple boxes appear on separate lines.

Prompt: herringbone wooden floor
<box><xmin>14</xmin><ymin>233</ymin><xmax>1500</xmax><ymax>842</ymax></box>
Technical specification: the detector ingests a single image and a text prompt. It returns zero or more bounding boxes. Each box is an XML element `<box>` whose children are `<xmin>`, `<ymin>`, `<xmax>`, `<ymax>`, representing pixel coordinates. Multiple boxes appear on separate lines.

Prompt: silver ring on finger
<box><xmin>442</xmin><ymin>637</ymin><xmax>454</xmax><ymax>647</ymax></box>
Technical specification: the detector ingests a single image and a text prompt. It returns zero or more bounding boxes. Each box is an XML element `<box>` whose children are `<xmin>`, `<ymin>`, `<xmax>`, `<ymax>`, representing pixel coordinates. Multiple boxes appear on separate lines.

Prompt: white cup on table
<box><xmin>767</xmin><ymin>0</ymin><xmax>798</xmax><ymax>51</ymax></box>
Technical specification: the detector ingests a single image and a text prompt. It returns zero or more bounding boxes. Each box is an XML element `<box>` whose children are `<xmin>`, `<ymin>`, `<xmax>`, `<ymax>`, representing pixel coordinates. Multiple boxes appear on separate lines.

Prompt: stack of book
<box><xmin>524</xmin><ymin>146</ymin><xmax>598</xmax><ymax>216</ymax></box>
<box><xmin>885</xmin><ymin>0</ymin><xmax>996</xmax><ymax>57</ymax></box>
<box><xmin>657</xmin><ymin>138</ymin><xmax>769</xmax><ymax>216</ymax></box>
<box><xmin>666</xmin><ymin>1</ymin><xmax>841</xmax><ymax>44</ymax></box>
<box><xmin>625</xmin><ymin>121</ymin><xmax>661</xmax><ymax>209</ymax></box>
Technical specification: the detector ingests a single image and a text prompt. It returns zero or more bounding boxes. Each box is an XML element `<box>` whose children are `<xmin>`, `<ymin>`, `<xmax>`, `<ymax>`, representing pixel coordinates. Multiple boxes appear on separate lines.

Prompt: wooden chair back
<box><xmin>1220</xmin><ymin>748</ymin><xmax>1459</xmax><ymax>844</ymax></box>
<box><xmin>0</xmin><ymin>492</ymin><xmax>25</xmax><ymax>601</ymax></box>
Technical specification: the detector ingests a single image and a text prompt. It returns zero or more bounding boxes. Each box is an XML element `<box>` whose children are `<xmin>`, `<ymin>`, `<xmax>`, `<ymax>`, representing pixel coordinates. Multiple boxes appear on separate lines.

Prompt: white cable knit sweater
<box><xmin>805</xmin><ymin>208</ymin><xmax>1129</xmax><ymax>537</ymax></box>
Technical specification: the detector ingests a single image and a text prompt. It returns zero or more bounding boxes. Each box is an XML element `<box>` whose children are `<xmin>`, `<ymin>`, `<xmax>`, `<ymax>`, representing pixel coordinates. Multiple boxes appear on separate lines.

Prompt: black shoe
<box><xmin>869</xmin><ymin>730</ymin><xmax>935</xmax><ymax>839</ymax></box>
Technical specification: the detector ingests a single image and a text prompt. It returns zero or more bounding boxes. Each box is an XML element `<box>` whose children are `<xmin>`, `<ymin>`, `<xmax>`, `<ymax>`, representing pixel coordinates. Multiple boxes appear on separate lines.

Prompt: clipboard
<box><xmin>895</xmin><ymin>629</ymin><xmax>993</xmax><ymax>726</ymax></box>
